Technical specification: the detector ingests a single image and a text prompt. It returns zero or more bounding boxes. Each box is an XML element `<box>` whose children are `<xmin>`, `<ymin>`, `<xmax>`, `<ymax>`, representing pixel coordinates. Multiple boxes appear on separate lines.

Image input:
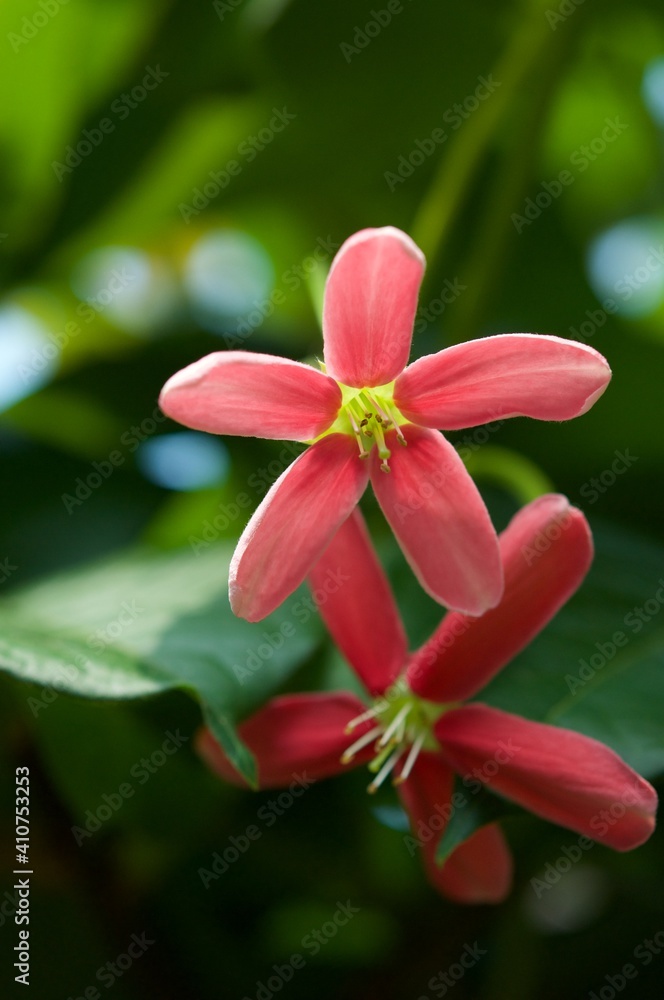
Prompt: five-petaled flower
<box><xmin>197</xmin><ymin>495</ymin><xmax>657</xmax><ymax>903</ymax></box>
<box><xmin>160</xmin><ymin>226</ymin><xmax>611</xmax><ymax>622</ymax></box>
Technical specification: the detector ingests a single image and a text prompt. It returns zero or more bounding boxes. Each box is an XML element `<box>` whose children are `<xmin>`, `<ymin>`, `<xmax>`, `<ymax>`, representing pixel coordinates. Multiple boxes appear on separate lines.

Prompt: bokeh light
<box><xmin>136</xmin><ymin>431</ymin><xmax>230</xmax><ymax>491</ymax></box>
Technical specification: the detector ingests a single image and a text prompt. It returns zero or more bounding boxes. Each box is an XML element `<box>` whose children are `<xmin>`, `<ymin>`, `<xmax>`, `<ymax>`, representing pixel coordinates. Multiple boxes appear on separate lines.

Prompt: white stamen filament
<box><xmin>345</xmin><ymin>703</ymin><xmax>386</xmax><ymax>733</ymax></box>
<box><xmin>367</xmin><ymin>746</ymin><xmax>405</xmax><ymax>794</ymax></box>
<box><xmin>393</xmin><ymin>731</ymin><xmax>426</xmax><ymax>785</ymax></box>
<box><xmin>377</xmin><ymin>703</ymin><xmax>412</xmax><ymax>747</ymax></box>
<box><xmin>340</xmin><ymin>725</ymin><xmax>383</xmax><ymax>764</ymax></box>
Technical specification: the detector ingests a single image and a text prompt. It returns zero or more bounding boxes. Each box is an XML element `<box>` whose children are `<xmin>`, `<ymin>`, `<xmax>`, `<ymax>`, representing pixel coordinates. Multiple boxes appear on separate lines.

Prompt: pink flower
<box><xmin>159</xmin><ymin>227</ymin><xmax>611</xmax><ymax>622</ymax></box>
<box><xmin>197</xmin><ymin>495</ymin><xmax>657</xmax><ymax>904</ymax></box>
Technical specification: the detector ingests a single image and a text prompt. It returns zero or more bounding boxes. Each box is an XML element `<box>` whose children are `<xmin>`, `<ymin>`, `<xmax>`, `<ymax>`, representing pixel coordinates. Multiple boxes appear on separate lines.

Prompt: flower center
<box><xmin>319</xmin><ymin>380</ymin><xmax>409</xmax><ymax>472</ymax></box>
<box><xmin>341</xmin><ymin>679</ymin><xmax>447</xmax><ymax>792</ymax></box>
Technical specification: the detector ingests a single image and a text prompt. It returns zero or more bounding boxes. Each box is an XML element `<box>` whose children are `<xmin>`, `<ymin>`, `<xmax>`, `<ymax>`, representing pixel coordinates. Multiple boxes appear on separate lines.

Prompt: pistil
<box><xmin>333</xmin><ymin>382</ymin><xmax>409</xmax><ymax>470</ymax></box>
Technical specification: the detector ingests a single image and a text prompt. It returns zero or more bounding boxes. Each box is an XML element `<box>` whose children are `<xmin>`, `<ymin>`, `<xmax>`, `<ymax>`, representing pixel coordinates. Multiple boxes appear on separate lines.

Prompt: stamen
<box><xmin>365</xmin><ymin>393</ymin><xmax>392</xmax><ymax>426</ymax></box>
<box><xmin>345</xmin><ymin>703</ymin><xmax>386</xmax><ymax>733</ymax></box>
<box><xmin>384</xmin><ymin>404</ymin><xmax>407</xmax><ymax>445</ymax></box>
<box><xmin>393</xmin><ymin>731</ymin><xmax>426</xmax><ymax>785</ymax></box>
<box><xmin>377</xmin><ymin>703</ymin><xmax>412</xmax><ymax>747</ymax></box>
<box><xmin>368</xmin><ymin>747</ymin><xmax>405</xmax><ymax>794</ymax></box>
<box><xmin>347</xmin><ymin>411</ymin><xmax>369</xmax><ymax>459</ymax></box>
<box><xmin>340</xmin><ymin>725</ymin><xmax>383</xmax><ymax>764</ymax></box>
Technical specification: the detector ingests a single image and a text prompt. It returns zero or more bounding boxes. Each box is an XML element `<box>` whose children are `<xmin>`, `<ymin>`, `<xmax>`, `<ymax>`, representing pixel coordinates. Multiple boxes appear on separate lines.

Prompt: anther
<box><xmin>345</xmin><ymin>704</ymin><xmax>385</xmax><ymax>733</ymax></box>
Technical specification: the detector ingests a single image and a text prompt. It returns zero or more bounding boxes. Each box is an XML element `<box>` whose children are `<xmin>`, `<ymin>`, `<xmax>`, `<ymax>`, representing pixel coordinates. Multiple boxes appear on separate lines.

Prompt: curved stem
<box><xmin>410</xmin><ymin>0</ymin><xmax>558</xmax><ymax>275</ymax></box>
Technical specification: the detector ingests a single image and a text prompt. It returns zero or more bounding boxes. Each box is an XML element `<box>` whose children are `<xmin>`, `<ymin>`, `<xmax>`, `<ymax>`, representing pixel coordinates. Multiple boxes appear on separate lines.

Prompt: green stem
<box><xmin>464</xmin><ymin>444</ymin><xmax>554</xmax><ymax>506</ymax></box>
<box><xmin>449</xmin><ymin>30</ymin><xmax>570</xmax><ymax>343</ymax></box>
<box><xmin>410</xmin><ymin>0</ymin><xmax>557</xmax><ymax>274</ymax></box>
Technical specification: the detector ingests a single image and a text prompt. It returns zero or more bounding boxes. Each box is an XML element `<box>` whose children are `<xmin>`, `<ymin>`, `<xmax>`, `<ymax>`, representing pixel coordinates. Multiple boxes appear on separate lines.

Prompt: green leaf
<box><xmin>435</xmin><ymin>781</ymin><xmax>519</xmax><ymax>866</ymax></box>
<box><xmin>0</xmin><ymin>543</ymin><xmax>323</xmax><ymax>786</ymax></box>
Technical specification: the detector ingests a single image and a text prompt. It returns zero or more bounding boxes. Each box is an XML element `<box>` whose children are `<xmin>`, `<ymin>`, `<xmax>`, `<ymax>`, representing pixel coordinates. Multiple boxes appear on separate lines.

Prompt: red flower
<box><xmin>197</xmin><ymin>496</ymin><xmax>657</xmax><ymax>903</ymax></box>
<box><xmin>160</xmin><ymin>227</ymin><xmax>611</xmax><ymax>621</ymax></box>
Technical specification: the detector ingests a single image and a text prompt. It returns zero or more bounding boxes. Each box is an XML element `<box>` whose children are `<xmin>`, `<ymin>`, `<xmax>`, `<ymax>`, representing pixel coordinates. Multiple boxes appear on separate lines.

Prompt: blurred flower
<box><xmin>197</xmin><ymin>495</ymin><xmax>657</xmax><ymax>904</ymax></box>
<box><xmin>160</xmin><ymin>227</ymin><xmax>612</xmax><ymax>622</ymax></box>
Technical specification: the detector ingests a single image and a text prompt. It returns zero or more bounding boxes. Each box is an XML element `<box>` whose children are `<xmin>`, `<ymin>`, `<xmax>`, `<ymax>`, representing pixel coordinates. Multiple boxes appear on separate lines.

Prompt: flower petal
<box><xmin>397</xmin><ymin>751</ymin><xmax>512</xmax><ymax>903</ymax></box>
<box><xmin>308</xmin><ymin>510</ymin><xmax>408</xmax><ymax>696</ymax></box>
<box><xmin>369</xmin><ymin>425</ymin><xmax>503</xmax><ymax>616</ymax></box>
<box><xmin>395</xmin><ymin>334</ymin><xmax>611</xmax><ymax>430</ymax></box>
<box><xmin>408</xmin><ymin>494</ymin><xmax>592</xmax><ymax>703</ymax></box>
<box><xmin>230</xmin><ymin>434</ymin><xmax>369</xmax><ymax>621</ymax></box>
<box><xmin>436</xmin><ymin>704</ymin><xmax>658</xmax><ymax>851</ymax></box>
<box><xmin>196</xmin><ymin>692</ymin><xmax>371</xmax><ymax>788</ymax></box>
<box><xmin>323</xmin><ymin>227</ymin><xmax>425</xmax><ymax>388</ymax></box>
<box><xmin>438</xmin><ymin>825</ymin><xmax>513</xmax><ymax>905</ymax></box>
<box><xmin>159</xmin><ymin>351</ymin><xmax>342</xmax><ymax>441</ymax></box>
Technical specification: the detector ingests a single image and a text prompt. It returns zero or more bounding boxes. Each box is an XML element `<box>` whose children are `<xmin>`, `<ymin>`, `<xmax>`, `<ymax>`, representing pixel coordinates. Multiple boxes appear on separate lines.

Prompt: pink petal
<box><xmin>230</xmin><ymin>433</ymin><xmax>369</xmax><ymax>621</ymax></box>
<box><xmin>159</xmin><ymin>351</ymin><xmax>341</xmax><ymax>441</ymax></box>
<box><xmin>196</xmin><ymin>692</ymin><xmax>371</xmax><ymax>788</ymax></box>
<box><xmin>408</xmin><ymin>494</ymin><xmax>592</xmax><ymax>703</ymax></box>
<box><xmin>438</xmin><ymin>825</ymin><xmax>513</xmax><ymax>905</ymax></box>
<box><xmin>436</xmin><ymin>704</ymin><xmax>658</xmax><ymax>851</ymax></box>
<box><xmin>323</xmin><ymin>227</ymin><xmax>425</xmax><ymax>388</ymax></box>
<box><xmin>395</xmin><ymin>334</ymin><xmax>611</xmax><ymax>430</ymax></box>
<box><xmin>369</xmin><ymin>424</ymin><xmax>503</xmax><ymax>616</ymax></box>
<box><xmin>308</xmin><ymin>510</ymin><xmax>408</xmax><ymax>696</ymax></box>
<box><xmin>398</xmin><ymin>751</ymin><xmax>512</xmax><ymax>903</ymax></box>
